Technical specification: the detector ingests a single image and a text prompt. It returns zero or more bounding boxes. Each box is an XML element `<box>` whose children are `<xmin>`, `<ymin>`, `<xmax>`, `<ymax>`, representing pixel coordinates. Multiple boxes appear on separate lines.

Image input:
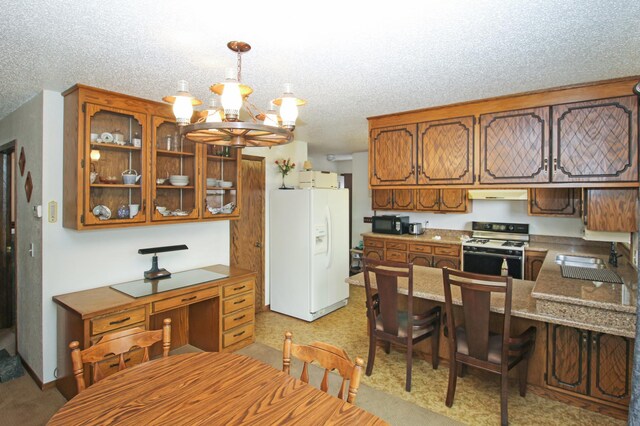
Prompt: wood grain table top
<box><xmin>47</xmin><ymin>352</ymin><xmax>387</xmax><ymax>426</ymax></box>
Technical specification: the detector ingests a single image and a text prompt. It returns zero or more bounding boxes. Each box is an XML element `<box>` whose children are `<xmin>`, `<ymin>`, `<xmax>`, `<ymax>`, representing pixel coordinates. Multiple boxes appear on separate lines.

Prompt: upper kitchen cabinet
<box><xmin>583</xmin><ymin>188</ymin><xmax>638</xmax><ymax>232</ymax></box>
<box><xmin>551</xmin><ymin>96</ymin><xmax>638</xmax><ymax>183</ymax></box>
<box><xmin>417</xmin><ymin>116</ymin><xmax>475</xmax><ymax>185</ymax></box>
<box><xmin>479</xmin><ymin>107</ymin><xmax>550</xmax><ymax>184</ymax></box>
<box><xmin>415</xmin><ymin>189</ymin><xmax>471</xmax><ymax>213</ymax></box>
<box><xmin>371</xmin><ymin>189</ymin><xmax>415</xmax><ymax>210</ymax></box>
<box><xmin>369</xmin><ymin>125</ymin><xmax>417</xmax><ymax>186</ymax></box>
<box><xmin>63</xmin><ymin>85</ymin><xmax>159</xmax><ymax>229</ymax></box>
<box><xmin>528</xmin><ymin>188</ymin><xmax>581</xmax><ymax>217</ymax></box>
<box><xmin>151</xmin><ymin>116</ymin><xmax>199</xmax><ymax>222</ymax></box>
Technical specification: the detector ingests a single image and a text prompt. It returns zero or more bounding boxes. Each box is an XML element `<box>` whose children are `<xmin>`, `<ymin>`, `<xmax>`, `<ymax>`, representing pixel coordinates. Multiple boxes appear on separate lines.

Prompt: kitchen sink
<box><xmin>555</xmin><ymin>254</ymin><xmax>606</xmax><ymax>269</ymax></box>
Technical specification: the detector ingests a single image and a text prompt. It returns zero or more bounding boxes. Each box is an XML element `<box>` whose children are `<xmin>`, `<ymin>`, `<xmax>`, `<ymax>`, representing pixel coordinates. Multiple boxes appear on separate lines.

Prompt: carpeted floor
<box><xmin>254</xmin><ymin>285</ymin><xmax>624</xmax><ymax>426</ymax></box>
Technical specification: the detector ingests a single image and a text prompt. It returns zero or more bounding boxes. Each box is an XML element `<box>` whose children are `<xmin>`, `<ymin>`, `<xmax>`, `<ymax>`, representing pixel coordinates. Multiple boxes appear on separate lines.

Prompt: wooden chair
<box><xmin>442</xmin><ymin>268</ymin><xmax>536</xmax><ymax>426</ymax></box>
<box><xmin>282</xmin><ymin>331</ymin><xmax>364</xmax><ymax>404</ymax></box>
<box><xmin>362</xmin><ymin>258</ymin><xmax>441</xmax><ymax>392</ymax></box>
<box><xmin>69</xmin><ymin>318</ymin><xmax>171</xmax><ymax>393</ymax></box>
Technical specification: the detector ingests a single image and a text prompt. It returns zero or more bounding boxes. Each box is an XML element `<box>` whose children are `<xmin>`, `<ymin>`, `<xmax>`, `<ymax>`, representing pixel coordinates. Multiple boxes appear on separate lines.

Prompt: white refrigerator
<box><xmin>270</xmin><ymin>188</ymin><xmax>349</xmax><ymax>321</ymax></box>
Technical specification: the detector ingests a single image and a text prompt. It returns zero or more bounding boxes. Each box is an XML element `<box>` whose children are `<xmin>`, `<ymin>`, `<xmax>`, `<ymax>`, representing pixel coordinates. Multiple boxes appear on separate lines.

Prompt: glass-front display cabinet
<box><xmin>202</xmin><ymin>145</ymin><xmax>240</xmax><ymax>219</ymax></box>
<box><xmin>151</xmin><ymin>116</ymin><xmax>199</xmax><ymax>222</ymax></box>
<box><xmin>84</xmin><ymin>104</ymin><xmax>147</xmax><ymax>226</ymax></box>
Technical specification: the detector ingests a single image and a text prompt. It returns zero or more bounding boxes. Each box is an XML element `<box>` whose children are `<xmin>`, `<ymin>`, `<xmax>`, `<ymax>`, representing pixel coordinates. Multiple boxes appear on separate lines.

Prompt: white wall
<box><xmin>243</xmin><ymin>140</ymin><xmax>308</xmax><ymax>304</ymax></box>
<box><xmin>351</xmin><ymin>152</ymin><xmax>372</xmax><ymax>247</ymax></box>
<box><xmin>0</xmin><ymin>93</ymin><xmax>44</xmax><ymax>378</ymax></box>
<box><xmin>0</xmin><ymin>91</ymin><xmax>233</xmax><ymax>384</ymax></box>
<box><xmin>308</xmin><ymin>154</ymin><xmax>337</xmax><ymax>173</ymax></box>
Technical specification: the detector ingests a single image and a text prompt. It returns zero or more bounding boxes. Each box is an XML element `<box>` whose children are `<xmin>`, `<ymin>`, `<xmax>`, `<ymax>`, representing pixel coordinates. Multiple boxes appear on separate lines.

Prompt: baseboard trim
<box><xmin>18</xmin><ymin>354</ymin><xmax>55</xmax><ymax>390</ymax></box>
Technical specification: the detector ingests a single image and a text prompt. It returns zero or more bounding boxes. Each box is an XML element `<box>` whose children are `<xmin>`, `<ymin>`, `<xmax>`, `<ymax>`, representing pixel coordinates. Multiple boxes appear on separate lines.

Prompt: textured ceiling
<box><xmin>1</xmin><ymin>0</ymin><xmax>640</xmax><ymax>155</ymax></box>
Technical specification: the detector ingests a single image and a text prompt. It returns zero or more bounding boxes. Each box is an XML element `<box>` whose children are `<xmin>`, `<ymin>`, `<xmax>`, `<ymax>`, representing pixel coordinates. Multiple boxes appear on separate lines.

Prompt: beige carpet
<box><xmin>0</xmin><ymin>374</ymin><xmax>66</xmax><ymax>426</ymax></box>
<box><xmin>255</xmin><ymin>285</ymin><xmax>625</xmax><ymax>426</ymax></box>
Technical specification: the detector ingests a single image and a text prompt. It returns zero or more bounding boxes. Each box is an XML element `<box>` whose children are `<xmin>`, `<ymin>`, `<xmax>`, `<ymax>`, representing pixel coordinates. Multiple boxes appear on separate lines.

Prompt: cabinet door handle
<box><xmin>233</xmin><ymin>285</ymin><xmax>246</xmax><ymax>291</ymax></box>
<box><xmin>411</xmin><ymin>165</ymin><xmax>415</xmax><ymax>175</ymax></box>
<box><xmin>142</xmin><ymin>199</ymin><xmax>146</xmax><ymax>213</ymax></box>
<box><xmin>181</xmin><ymin>296</ymin><xmax>197</xmax><ymax>302</ymax></box>
<box><xmin>553</xmin><ymin>158</ymin><xmax>557</xmax><ymax>172</ymax></box>
<box><xmin>109</xmin><ymin>317</ymin><xmax>131</xmax><ymax>325</ymax></box>
<box><xmin>233</xmin><ymin>298</ymin><xmax>246</xmax><ymax>305</ymax></box>
<box><xmin>233</xmin><ymin>331</ymin><xmax>246</xmax><ymax>338</ymax></box>
<box><xmin>581</xmin><ymin>332</ymin><xmax>588</xmax><ymax>350</ymax></box>
<box><xmin>592</xmin><ymin>335</ymin><xmax>597</xmax><ymax>349</ymax></box>
<box><xmin>543</xmin><ymin>158</ymin><xmax>548</xmax><ymax>172</ymax></box>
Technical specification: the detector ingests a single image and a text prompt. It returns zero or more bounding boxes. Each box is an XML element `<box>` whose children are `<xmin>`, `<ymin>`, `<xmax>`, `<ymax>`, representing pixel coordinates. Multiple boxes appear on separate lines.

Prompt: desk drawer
<box><xmin>434</xmin><ymin>245</ymin><xmax>460</xmax><ymax>257</ymax></box>
<box><xmin>91</xmin><ymin>307</ymin><xmax>146</xmax><ymax>336</ymax></box>
<box><xmin>223</xmin><ymin>292</ymin><xmax>255</xmax><ymax>315</ymax></box>
<box><xmin>223</xmin><ymin>280</ymin><xmax>254</xmax><ymax>298</ymax></box>
<box><xmin>94</xmin><ymin>348</ymin><xmax>145</xmax><ymax>380</ymax></box>
<box><xmin>223</xmin><ymin>323</ymin><xmax>254</xmax><ymax>348</ymax></box>
<box><xmin>409</xmin><ymin>243</ymin><xmax>433</xmax><ymax>254</ymax></box>
<box><xmin>153</xmin><ymin>287</ymin><xmax>219</xmax><ymax>313</ymax></box>
<box><xmin>386</xmin><ymin>241</ymin><xmax>407</xmax><ymax>250</ymax></box>
<box><xmin>223</xmin><ymin>307</ymin><xmax>254</xmax><ymax>331</ymax></box>
<box><xmin>386</xmin><ymin>249</ymin><xmax>407</xmax><ymax>262</ymax></box>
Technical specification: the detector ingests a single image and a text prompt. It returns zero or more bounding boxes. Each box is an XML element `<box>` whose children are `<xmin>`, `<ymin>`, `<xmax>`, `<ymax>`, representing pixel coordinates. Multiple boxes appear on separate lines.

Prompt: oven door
<box><xmin>462</xmin><ymin>250</ymin><xmax>523</xmax><ymax>279</ymax></box>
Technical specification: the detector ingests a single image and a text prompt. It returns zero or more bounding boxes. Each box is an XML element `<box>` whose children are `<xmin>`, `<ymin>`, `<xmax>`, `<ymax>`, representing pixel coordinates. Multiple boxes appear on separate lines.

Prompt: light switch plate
<box><xmin>48</xmin><ymin>201</ymin><xmax>57</xmax><ymax>223</ymax></box>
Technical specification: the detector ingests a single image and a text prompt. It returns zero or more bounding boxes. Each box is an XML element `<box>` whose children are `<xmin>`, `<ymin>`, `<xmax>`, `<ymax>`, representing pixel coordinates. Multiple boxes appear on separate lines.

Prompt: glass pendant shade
<box><xmin>220</xmin><ymin>68</ymin><xmax>243</xmax><ymax>121</ymax></box>
<box><xmin>279</xmin><ymin>96</ymin><xmax>298</xmax><ymax>130</ymax></box>
<box><xmin>263</xmin><ymin>102</ymin><xmax>279</xmax><ymax>127</ymax></box>
<box><xmin>205</xmin><ymin>97</ymin><xmax>223</xmax><ymax>123</ymax></box>
<box><xmin>163</xmin><ymin>80</ymin><xmax>202</xmax><ymax>126</ymax></box>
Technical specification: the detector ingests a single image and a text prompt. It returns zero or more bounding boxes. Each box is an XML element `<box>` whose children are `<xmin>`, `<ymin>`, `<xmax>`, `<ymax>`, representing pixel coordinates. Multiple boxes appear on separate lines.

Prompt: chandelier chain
<box><xmin>236</xmin><ymin>51</ymin><xmax>242</xmax><ymax>82</ymax></box>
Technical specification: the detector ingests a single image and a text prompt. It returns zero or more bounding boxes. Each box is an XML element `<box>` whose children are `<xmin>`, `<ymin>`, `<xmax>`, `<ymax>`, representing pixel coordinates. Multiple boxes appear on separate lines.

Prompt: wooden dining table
<box><xmin>48</xmin><ymin>352</ymin><xmax>387</xmax><ymax>425</ymax></box>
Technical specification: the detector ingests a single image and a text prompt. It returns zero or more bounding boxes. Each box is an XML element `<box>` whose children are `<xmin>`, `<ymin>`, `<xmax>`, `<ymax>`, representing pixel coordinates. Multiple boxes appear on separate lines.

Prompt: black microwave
<box><xmin>372</xmin><ymin>215</ymin><xmax>409</xmax><ymax>235</ymax></box>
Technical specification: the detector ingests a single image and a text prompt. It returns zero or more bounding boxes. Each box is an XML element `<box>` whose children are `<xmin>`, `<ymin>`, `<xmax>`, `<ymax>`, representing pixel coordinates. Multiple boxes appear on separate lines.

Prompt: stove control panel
<box><xmin>472</xmin><ymin>221</ymin><xmax>529</xmax><ymax>234</ymax></box>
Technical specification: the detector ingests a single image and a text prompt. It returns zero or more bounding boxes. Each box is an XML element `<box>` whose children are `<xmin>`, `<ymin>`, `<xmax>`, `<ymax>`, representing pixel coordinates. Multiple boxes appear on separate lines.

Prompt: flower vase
<box><xmin>280</xmin><ymin>174</ymin><xmax>287</xmax><ymax>189</ymax></box>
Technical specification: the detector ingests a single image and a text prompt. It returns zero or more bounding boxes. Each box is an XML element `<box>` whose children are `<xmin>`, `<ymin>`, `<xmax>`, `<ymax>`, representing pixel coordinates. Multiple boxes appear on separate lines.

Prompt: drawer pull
<box><xmin>109</xmin><ymin>357</ymin><xmax>131</xmax><ymax>368</ymax></box>
<box><xmin>181</xmin><ymin>296</ymin><xmax>197</xmax><ymax>302</ymax></box>
<box><xmin>233</xmin><ymin>331</ymin><xmax>246</xmax><ymax>338</ymax></box>
<box><xmin>233</xmin><ymin>285</ymin><xmax>246</xmax><ymax>291</ymax></box>
<box><xmin>234</xmin><ymin>314</ymin><xmax>246</xmax><ymax>321</ymax></box>
<box><xmin>109</xmin><ymin>317</ymin><xmax>131</xmax><ymax>325</ymax></box>
<box><xmin>233</xmin><ymin>299</ymin><xmax>246</xmax><ymax>305</ymax></box>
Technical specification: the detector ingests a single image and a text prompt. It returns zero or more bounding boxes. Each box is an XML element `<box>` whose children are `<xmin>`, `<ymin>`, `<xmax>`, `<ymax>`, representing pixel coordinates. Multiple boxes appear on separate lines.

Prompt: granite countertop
<box><xmin>361</xmin><ymin>231</ymin><xmax>467</xmax><ymax>246</ymax></box>
<box><xmin>352</xmin><ymin>235</ymin><xmax>638</xmax><ymax>337</ymax></box>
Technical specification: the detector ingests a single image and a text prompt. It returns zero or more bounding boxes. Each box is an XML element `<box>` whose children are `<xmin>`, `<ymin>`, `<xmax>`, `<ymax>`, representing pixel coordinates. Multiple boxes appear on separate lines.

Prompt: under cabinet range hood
<box><xmin>467</xmin><ymin>189</ymin><xmax>528</xmax><ymax>200</ymax></box>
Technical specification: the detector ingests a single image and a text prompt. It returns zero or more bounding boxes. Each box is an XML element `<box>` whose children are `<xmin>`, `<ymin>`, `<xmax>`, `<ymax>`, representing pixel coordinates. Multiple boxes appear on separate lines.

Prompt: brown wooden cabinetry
<box><xmin>417</xmin><ymin>116</ymin><xmax>475</xmax><ymax>185</ymax></box>
<box><xmin>369</xmin><ymin>125</ymin><xmax>417</xmax><ymax>186</ymax></box>
<box><xmin>371</xmin><ymin>189</ymin><xmax>415</xmax><ymax>210</ymax></box>
<box><xmin>551</xmin><ymin>96</ymin><xmax>638</xmax><ymax>183</ymax></box>
<box><xmin>364</xmin><ymin>237</ymin><xmax>460</xmax><ymax>269</ymax></box>
<box><xmin>528</xmin><ymin>188</ymin><xmax>581</xmax><ymax>217</ymax></box>
<box><xmin>547</xmin><ymin>324</ymin><xmax>633</xmax><ymax>407</ymax></box>
<box><xmin>415</xmin><ymin>189</ymin><xmax>470</xmax><ymax>213</ymax></box>
<box><xmin>480</xmin><ymin>107</ymin><xmax>550</xmax><ymax>184</ymax></box>
<box><xmin>524</xmin><ymin>250</ymin><xmax>546</xmax><ymax>281</ymax></box>
<box><xmin>583</xmin><ymin>189</ymin><xmax>638</xmax><ymax>232</ymax></box>
<box><xmin>63</xmin><ymin>84</ymin><xmax>240</xmax><ymax>229</ymax></box>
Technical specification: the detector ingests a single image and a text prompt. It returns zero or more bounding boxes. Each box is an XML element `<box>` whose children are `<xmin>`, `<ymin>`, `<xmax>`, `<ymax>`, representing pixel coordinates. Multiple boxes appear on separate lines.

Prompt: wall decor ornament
<box><xmin>18</xmin><ymin>147</ymin><xmax>25</xmax><ymax>176</ymax></box>
<box><xmin>24</xmin><ymin>171</ymin><xmax>33</xmax><ymax>202</ymax></box>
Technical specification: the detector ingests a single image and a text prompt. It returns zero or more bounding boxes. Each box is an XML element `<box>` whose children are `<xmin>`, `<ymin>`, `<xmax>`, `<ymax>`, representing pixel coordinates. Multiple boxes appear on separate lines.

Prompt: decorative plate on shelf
<box><xmin>100</xmin><ymin>132</ymin><xmax>114</xmax><ymax>143</ymax></box>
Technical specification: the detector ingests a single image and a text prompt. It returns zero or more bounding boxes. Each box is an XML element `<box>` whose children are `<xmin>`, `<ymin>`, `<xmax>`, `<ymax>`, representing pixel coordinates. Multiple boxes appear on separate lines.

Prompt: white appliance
<box><xmin>270</xmin><ymin>188</ymin><xmax>349</xmax><ymax>321</ymax></box>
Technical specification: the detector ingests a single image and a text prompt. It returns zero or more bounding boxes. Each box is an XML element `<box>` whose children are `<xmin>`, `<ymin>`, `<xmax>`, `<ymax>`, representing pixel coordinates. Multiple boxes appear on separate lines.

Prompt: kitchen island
<box><xmin>350</xmin><ymin>235</ymin><xmax>637</xmax><ymax>419</ymax></box>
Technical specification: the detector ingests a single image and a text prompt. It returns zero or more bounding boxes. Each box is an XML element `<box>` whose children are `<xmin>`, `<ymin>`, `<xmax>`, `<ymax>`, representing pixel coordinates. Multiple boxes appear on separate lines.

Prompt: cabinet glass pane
<box><xmin>204</xmin><ymin>145</ymin><xmax>238</xmax><ymax>217</ymax></box>
<box><xmin>87</xmin><ymin>108</ymin><xmax>145</xmax><ymax>224</ymax></box>
<box><xmin>152</xmin><ymin>119</ymin><xmax>197</xmax><ymax>220</ymax></box>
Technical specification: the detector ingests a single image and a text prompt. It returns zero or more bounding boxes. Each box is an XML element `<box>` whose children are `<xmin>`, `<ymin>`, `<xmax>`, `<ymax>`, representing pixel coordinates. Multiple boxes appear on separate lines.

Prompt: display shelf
<box><xmin>90</xmin><ymin>143</ymin><xmax>142</xmax><ymax>152</ymax></box>
<box><xmin>156</xmin><ymin>149</ymin><xmax>196</xmax><ymax>157</ymax></box>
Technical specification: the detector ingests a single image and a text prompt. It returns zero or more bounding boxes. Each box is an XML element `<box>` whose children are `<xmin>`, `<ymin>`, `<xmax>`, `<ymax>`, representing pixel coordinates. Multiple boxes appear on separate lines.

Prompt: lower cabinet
<box><xmin>524</xmin><ymin>250</ymin><xmax>547</xmax><ymax>281</ymax></box>
<box><xmin>364</xmin><ymin>237</ymin><xmax>460</xmax><ymax>269</ymax></box>
<box><xmin>221</xmin><ymin>280</ymin><xmax>255</xmax><ymax>351</ymax></box>
<box><xmin>547</xmin><ymin>324</ymin><xmax>633</xmax><ymax>406</ymax></box>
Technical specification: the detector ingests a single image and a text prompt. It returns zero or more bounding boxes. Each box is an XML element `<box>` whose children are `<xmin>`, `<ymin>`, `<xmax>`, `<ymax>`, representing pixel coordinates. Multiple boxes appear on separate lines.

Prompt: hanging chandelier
<box><xmin>163</xmin><ymin>41</ymin><xmax>306</xmax><ymax>148</ymax></box>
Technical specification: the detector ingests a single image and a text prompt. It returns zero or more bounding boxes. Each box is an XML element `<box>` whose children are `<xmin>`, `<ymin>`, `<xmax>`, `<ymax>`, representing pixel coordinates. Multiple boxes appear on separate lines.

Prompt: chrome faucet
<box><xmin>609</xmin><ymin>242</ymin><xmax>622</xmax><ymax>267</ymax></box>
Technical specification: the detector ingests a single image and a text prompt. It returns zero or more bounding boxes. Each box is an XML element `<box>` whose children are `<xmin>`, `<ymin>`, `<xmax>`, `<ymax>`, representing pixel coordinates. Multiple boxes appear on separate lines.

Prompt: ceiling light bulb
<box><xmin>279</xmin><ymin>84</ymin><xmax>299</xmax><ymax>131</ymax></box>
<box><xmin>263</xmin><ymin>102</ymin><xmax>279</xmax><ymax>127</ymax></box>
<box><xmin>220</xmin><ymin>68</ymin><xmax>242</xmax><ymax>121</ymax></box>
<box><xmin>163</xmin><ymin>80</ymin><xmax>201</xmax><ymax>126</ymax></box>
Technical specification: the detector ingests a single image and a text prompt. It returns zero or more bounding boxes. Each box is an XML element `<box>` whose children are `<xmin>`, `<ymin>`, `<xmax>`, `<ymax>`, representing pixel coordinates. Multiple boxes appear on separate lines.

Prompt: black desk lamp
<box><xmin>138</xmin><ymin>244</ymin><xmax>188</xmax><ymax>279</ymax></box>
